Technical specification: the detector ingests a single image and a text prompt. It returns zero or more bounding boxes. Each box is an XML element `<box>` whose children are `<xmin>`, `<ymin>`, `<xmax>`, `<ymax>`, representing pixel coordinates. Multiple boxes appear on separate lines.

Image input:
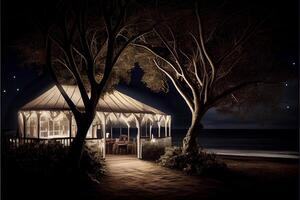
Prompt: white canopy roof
<box><xmin>21</xmin><ymin>85</ymin><xmax>165</xmax><ymax>115</ymax></box>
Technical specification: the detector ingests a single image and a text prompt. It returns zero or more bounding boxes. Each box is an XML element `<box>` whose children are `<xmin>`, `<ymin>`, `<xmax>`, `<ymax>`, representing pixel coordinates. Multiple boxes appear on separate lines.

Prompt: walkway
<box><xmin>98</xmin><ymin>155</ymin><xmax>223</xmax><ymax>200</ymax></box>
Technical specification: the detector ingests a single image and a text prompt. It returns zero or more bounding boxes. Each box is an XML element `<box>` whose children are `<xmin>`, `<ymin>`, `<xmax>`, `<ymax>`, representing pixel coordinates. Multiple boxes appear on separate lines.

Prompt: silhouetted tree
<box><xmin>16</xmin><ymin>0</ymin><xmax>153</xmax><ymax>167</ymax></box>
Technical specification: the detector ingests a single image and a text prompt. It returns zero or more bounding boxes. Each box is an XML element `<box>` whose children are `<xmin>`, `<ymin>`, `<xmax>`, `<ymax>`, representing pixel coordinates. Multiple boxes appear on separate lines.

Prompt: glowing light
<box><xmin>151</xmin><ymin>138</ymin><xmax>156</xmax><ymax>143</ymax></box>
<box><xmin>292</xmin><ymin>62</ymin><xmax>296</xmax><ymax>66</ymax></box>
<box><xmin>285</xmin><ymin>83</ymin><xmax>288</xmax><ymax>87</ymax></box>
<box><xmin>16</xmin><ymin>88</ymin><xmax>19</xmax><ymax>91</ymax></box>
<box><xmin>3</xmin><ymin>89</ymin><xmax>6</xmax><ymax>93</ymax></box>
<box><xmin>13</xmin><ymin>75</ymin><xmax>16</xmax><ymax>79</ymax></box>
<box><xmin>106</xmin><ymin>132</ymin><xmax>110</xmax><ymax>138</ymax></box>
<box><xmin>286</xmin><ymin>105</ymin><xmax>290</xmax><ymax>109</ymax></box>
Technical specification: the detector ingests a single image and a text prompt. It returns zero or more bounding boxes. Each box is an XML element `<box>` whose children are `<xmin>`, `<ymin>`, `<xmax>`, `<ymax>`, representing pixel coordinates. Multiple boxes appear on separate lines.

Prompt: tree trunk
<box><xmin>182</xmin><ymin>109</ymin><xmax>203</xmax><ymax>154</ymax></box>
<box><xmin>68</xmin><ymin>116</ymin><xmax>93</xmax><ymax>169</ymax></box>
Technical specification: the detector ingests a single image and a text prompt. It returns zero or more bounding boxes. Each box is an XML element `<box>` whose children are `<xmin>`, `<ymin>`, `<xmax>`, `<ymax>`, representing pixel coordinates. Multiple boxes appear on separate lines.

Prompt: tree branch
<box><xmin>216</xmin><ymin>16</ymin><xmax>268</xmax><ymax>66</ymax></box>
<box><xmin>64</xmin><ymin>45</ymin><xmax>91</xmax><ymax>110</ymax></box>
<box><xmin>46</xmin><ymin>37</ymin><xmax>81</xmax><ymax>117</ymax></box>
<box><xmin>195</xmin><ymin>5</ymin><xmax>215</xmax><ymax>85</ymax></box>
<box><xmin>111</xmin><ymin>29</ymin><xmax>153</xmax><ymax>67</ymax></box>
<box><xmin>131</xmin><ymin>42</ymin><xmax>182</xmax><ymax>77</ymax></box>
<box><xmin>206</xmin><ymin>81</ymin><xmax>262</xmax><ymax>108</ymax></box>
<box><xmin>153</xmin><ymin>59</ymin><xmax>194</xmax><ymax>112</ymax></box>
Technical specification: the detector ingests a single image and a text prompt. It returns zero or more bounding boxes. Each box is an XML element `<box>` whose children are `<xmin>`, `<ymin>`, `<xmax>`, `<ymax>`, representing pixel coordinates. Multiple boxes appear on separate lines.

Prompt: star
<box><xmin>16</xmin><ymin>88</ymin><xmax>20</xmax><ymax>92</ymax></box>
<box><xmin>3</xmin><ymin>89</ymin><xmax>6</xmax><ymax>93</ymax></box>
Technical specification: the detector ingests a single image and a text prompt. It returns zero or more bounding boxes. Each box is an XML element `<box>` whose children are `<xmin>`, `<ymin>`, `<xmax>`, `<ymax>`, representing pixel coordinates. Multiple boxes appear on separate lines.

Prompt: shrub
<box><xmin>142</xmin><ymin>142</ymin><xmax>166</xmax><ymax>161</ymax></box>
<box><xmin>158</xmin><ymin>146</ymin><xmax>227</xmax><ymax>176</ymax></box>
<box><xmin>5</xmin><ymin>141</ymin><xmax>105</xmax><ymax>181</ymax></box>
<box><xmin>6</xmin><ymin>142</ymin><xmax>68</xmax><ymax>176</ymax></box>
<box><xmin>80</xmin><ymin>144</ymin><xmax>106</xmax><ymax>183</ymax></box>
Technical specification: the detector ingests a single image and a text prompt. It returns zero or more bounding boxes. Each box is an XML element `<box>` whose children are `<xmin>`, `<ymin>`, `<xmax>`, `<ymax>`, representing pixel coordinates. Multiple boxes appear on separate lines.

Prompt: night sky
<box><xmin>1</xmin><ymin>0</ymin><xmax>299</xmax><ymax>130</ymax></box>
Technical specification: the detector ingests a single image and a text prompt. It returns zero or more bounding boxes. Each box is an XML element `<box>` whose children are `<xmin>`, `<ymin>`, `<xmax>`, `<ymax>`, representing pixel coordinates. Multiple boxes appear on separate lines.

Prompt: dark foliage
<box><xmin>142</xmin><ymin>142</ymin><xmax>166</xmax><ymax>161</ymax></box>
<box><xmin>81</xmin><ymin>144</ymin><xmax>106</xmax><ymax>183</ymax></box>
<box><xmin>5</xmin><ymin>141</ymin><xmax>69</xmax><ymax>176</ymax></box>
<box><xmin>159</xmin><ymin>146</ymin><xmax>227</xmax><ymax>176</ymax></box>
<box><xmin>4</xmin><ymin>142</ymin><xmax>105</xmax><ymax>182</ymax></box>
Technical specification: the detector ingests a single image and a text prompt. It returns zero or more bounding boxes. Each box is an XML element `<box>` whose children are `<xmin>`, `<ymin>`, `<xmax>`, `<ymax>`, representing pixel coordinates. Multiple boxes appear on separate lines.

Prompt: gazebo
<box><xmin>17</xmin><ymin>85</ymin><xmax>172</xmax><ymax>159</ymax></box>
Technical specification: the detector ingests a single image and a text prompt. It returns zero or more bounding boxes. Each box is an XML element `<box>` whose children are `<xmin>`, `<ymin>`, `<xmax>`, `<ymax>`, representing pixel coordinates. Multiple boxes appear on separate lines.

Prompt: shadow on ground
<box><xmin>3</xmin><ymin>154</ymin><xmax>299</xmax><ymax>200</ymax></box>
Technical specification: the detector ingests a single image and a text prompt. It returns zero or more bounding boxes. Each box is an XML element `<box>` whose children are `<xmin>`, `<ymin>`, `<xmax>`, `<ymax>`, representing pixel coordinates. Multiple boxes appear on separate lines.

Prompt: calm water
<box><xmin>171</xmin><ymin>129</ymin><xmax>299</xmax><ymax>151</ymax></box>
<box><xmin>171</xmin><ymin>129</ymin><xmax>299</xmax><ymax>158</ymax></box>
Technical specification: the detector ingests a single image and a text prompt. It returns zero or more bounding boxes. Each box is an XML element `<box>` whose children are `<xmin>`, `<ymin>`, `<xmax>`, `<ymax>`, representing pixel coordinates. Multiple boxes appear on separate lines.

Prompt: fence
<box><xmin>3</xmin><ymin>136</ymin><xmax>103</xmax><ymax>150</ymax></box>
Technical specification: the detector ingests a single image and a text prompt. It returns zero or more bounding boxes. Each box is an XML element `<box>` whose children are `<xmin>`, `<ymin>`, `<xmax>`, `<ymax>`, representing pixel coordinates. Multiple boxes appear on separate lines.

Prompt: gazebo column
<box><xmin>146</xmin><ymin>120</ymin><xmax>148</xmax><ymax>137</ymax></box>
<box><xmin>37</xmin><ymin>111</ymin><xmax>41</xmax><ymax>139</ymax></box>
<box><xmin>93</xmin><ymin>125</ymin><xmax>97</xmax><ymax>138</ymax></box>
<box><xmin>111</xmin><ymin>125</ymin><xmax>113</xmax><ymax>139</ymax></box>
<box><xmin>165</xmin><ymin>120</ymin><xmax>168</xmax><ymax>138</ymax></box>
<box><xmin>68</xmin><ymin>113</ymin><xmax>72</xmax><ymax>139</ymax></box>
<box><xmin>135</xmin><ymin>115</ymin><xmax>142</xmax><ymax>159</ymax></box>
<box><xmin>110</xmin><ymin>126</ymin><xmax>113</xmax><ymax>138</ymax></box>
<box><xmin>158</xmin><ymin>122</ymin><xmax>161</xmax><ymax>138</ymax></box>
<box><xmin>127</xmin><ymin>125</ymin><xmax>130</xmax><ymax>141</ymax></box>
<box><xmin>150</xmin><ymin>123</ymin><xmax>153</xmax><ymax>139</ymax></box>
<box><xmin>103</xmin><ymin>122</ymin><xmax>106</xmax><ymax>158</ymax></box>
<box><xmin>97</xmin><ymin>112</ymin><xmax>107</xmax><ymax>158</ymax></box>
<box><xmin>119</xmin><ymin>121</ymin><xmax>122</xmax><ymax>136</ymax></box>
<box><xmin>22</xmin><ymin>112</ymin><xmax>26</xmax><ymax>139</ymax></box>
<box><xmin>98</xmin><ymin>113</ymin><xmax>106</xmax><ymax>159</ymax></box>
<box><xmin>137</xmin><ymin>124</ymin><xmax>141</xmax><ymax>159</ymax></box>
<box><xmin>168</xmin><ymin>118</ymin><xmax>171</xmax><ymax>137</ymax></box>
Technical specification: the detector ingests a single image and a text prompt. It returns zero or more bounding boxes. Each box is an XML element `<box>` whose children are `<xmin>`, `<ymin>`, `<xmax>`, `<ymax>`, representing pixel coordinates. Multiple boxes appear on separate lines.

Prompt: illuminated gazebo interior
<box><xmin>18</xmin><ymin>85</ymin><xmax>172</xmax><ymax>158</ymax></box>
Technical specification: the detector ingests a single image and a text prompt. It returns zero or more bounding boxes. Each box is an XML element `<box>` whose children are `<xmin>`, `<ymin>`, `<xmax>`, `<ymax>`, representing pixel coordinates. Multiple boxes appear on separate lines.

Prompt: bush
<box><xmin>5</xmin><ymin>141</ymin><xmax>105</xmax><ymax>181</ymax></box>
<box><xmin>142</xmin><ymin>142</ymin><xmax>166</xmax><ymax>161</ymax></box>
<box><xmin>80</xmin><ymin>144</ymin><xmax>106</xmax><ymax>183</ymax></box>
<box><xmin>3</xmin><ymin>141</ymin><xmax>106</xmax><ymax>200</ymax></box>
<box><xmin>6</xmin><ymin>141</ymin><xmax>69</xmax><ymax>176</ymax></box>
<box><xmin>158</xmin><ymin>146</ymin><xmax>227</xmax><ymax>176</ymax></box>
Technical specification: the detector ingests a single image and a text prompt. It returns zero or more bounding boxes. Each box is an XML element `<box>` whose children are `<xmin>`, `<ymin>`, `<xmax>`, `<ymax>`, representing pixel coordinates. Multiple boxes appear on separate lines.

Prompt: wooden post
<box><xmin>127</xmin><ymin>125</ymin><xmax>130</xmax><ymax>141</ymax></box>
<box><xmin>145</xmin><ymin>120</ymin><xmax>148</xmax><ymax>137</ymax></box>
<box><xmin>169</xmin><ymin>118</ymin><xmax>171</xmax><ymax>137</ymax></box>
<box><xmin>111</xmin><ymin>124</ymin><xmax>113</xmax><ymax>139</ymax></box>
<box><xmin>103</xmin><ymin>121</ymin><xmax>106</xmax><ymax>158</ymax></box>
<box><xmin>137</xmin><ymin>124</ymin><xmax>141</xmax><ymax>159</ymax></box>
<box><xmin>158</xmin><ymin>122</ymin><xmax>161</xmax><ymax>138</ymax></box>
<box><xmin>69</xmin><ymin>113</ymin><xmax>72</xmax><ymax>139</ymax></box>
<box><xmin>165</xmin><ymin>120</ymin><xmax>167</xmax><ymax>138</ymax></box>
<box><xmin>37</xmin><ymin>112</ymin><xmax>41</xmax><ymax>140</ymax></box>
<box><xmin>98</xmin><ymin>113</ymin><xmax>106</xmax><ymax>159</ymax></box>
<box><xmin>135</xmin><ymin>115</ymin><xmax>142</xmax><ymax>159</ymax></box>
<box><xmin>150</xmin><ymin>123</ymin><xmax>153</xmax><ymax>138</ymax></box>
<box><xmin>119</xmin><ymin>120</ymin><xmax>121</xmax><ymax>136</ymax></box>
<box><xmin>111</xmin><ymin>126</ymin><xmax>113</xmax><ymax>138</ymax></box>
<box><xmin>22</xmin><ymin>113</ymin><xmax>26</xmax><ymax>139</ymax></box>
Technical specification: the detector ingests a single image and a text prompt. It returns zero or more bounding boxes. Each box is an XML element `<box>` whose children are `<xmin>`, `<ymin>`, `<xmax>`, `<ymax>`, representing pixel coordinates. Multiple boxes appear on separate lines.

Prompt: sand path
<box><xmin>97</xmin><ymin>155</ymin><xmax>222</xmax><ymax>200</ymax></box>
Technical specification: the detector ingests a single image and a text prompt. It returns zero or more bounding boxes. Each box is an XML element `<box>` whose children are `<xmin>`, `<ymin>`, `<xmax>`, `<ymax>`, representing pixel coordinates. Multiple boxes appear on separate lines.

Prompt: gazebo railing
<box><xmin>4</xmin><ymin>136</ymin><xmax>103</xmax><ymax>149</ymax></box>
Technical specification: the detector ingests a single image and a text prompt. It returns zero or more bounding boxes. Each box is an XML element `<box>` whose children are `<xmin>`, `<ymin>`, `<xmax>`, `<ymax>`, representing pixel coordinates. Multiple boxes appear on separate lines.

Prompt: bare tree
<box><xmin>131</xmin><ymin>1</ymin><xmax>289</xmax><ymax>153</ymax></box>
